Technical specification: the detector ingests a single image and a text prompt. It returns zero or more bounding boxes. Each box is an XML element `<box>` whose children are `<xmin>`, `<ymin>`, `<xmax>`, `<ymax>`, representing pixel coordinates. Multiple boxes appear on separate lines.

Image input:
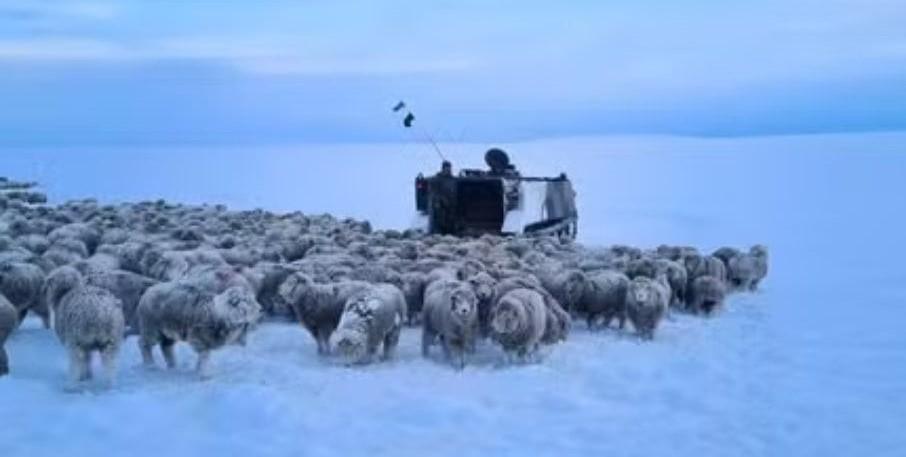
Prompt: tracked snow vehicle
<box><xmin>413</xmin><ymin>149</ymin><xmax>577</xmax><ymax>239</ymax></box>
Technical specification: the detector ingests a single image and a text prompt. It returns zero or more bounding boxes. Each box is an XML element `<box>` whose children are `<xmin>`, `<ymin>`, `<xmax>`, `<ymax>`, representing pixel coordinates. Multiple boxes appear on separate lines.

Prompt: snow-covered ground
<box><xmin>2</xmin><ymin>133</ymin><xmax>905</xmax><ymax>456</ymax></box>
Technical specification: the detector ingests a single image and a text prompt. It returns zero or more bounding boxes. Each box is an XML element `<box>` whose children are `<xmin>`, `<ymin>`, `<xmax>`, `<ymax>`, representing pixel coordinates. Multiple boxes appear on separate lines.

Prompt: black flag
<box><xmin>403</xmin><ymin>112</ymin><xmax>415</xmax><ymax>128</ymax></box>
<box><xmin>392</xmin><ymin>101</ymin><xmax>406</xmax><ymax>112</ymax></box>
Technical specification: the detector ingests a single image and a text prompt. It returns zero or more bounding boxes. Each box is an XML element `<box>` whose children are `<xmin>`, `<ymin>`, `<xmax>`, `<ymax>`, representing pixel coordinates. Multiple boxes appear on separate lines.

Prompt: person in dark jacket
<box><xmin>429</xmin><ymin>161</ymin><xmax>458</xmax><ymax>234</ymax></box>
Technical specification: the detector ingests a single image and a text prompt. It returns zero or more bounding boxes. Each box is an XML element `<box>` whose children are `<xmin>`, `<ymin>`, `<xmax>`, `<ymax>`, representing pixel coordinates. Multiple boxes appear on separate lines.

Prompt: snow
<box><xmin>2</xmin><ymin>132</ymin><xmax>906</xmax><ymax>456</ymax></box>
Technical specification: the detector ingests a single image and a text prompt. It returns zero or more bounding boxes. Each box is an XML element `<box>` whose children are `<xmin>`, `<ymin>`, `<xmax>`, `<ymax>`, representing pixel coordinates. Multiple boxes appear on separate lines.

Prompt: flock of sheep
<box><xmin>0</xmin><ymin>178</ymin><xmax>768</xmax><ymax>391</ymax></box>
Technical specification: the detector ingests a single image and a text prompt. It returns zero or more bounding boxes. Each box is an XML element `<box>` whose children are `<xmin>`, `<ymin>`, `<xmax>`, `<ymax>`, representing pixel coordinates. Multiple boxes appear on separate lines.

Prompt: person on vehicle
<box><xmin>485</xmin><ymin>148</ymin><xmax>519</xmax><ymax>177</ymax></box>
<box><xmin>429</xmin><ymin>160</ymin><xmax>458</xmax><ymax>234</ymax></box>
<box><xmin>437</xmin><ymin>160</ymin><xmax>453</xmax><ymax>178</ymax></box>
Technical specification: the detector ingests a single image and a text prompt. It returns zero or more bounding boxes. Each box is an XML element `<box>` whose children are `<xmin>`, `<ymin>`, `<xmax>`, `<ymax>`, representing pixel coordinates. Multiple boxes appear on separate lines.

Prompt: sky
<box><xmin>0</xmin><ymin>0</ymin><xmax>905</xmax><ymax>146</ymax></box>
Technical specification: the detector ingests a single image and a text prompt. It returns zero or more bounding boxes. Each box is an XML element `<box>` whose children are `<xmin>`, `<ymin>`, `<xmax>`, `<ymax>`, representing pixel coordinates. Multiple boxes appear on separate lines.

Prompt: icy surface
<box><xmin>2</xmin><ymin>133</ymin><xmax>906</xmax><ymax>456</ymax></box>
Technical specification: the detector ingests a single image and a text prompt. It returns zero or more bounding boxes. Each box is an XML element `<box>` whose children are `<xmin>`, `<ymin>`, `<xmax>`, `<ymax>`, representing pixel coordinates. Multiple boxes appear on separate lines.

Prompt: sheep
<box><xmin>654</xmin><ymin>259</ymin><xmax>688</xmax><ymax>308</ymax></box>
<box><xmin>625</xmin><ymin>275</ymin><xmax>670</xmax><ymax>339</ymax></box>
<box><xmin>137</xmin><ymin>283</ymin><xmax>260</xmax><ymax>379</ymax></box>
<box><xmin>330</xmin><ymin>283</ymin><xmax>407</xmax><ymax>365</ymax></box>
<box><xmin>489</xmin><ymin>288</ymin><xmax>548</xmax><ymax>362</ymax></box>
<box><xmin>726</xmin><ymin>253</ymin><xmax>759</xmax><ymax>292</ymax></box>
<box><xmin>0</xmin><ymin>261</ymin><xmax>48</xmax><ymax>328</ymax></box>
<box><xmin>277</xmin><ymin>272</ymin><xmax>370</xmax><ymax>355</ymax></box>
<box><xmin>82</xmin><ymin>269</ymin><xmax>157</xmax><ymax>334</ymax></box>
<box><xmin>625</xmin><ymin>258</ymin><xmax>658</xmax><ymax>279</ymax></box>
<box><xmin>400</xmin><ymin>271</ymin><xmax>428</xmax><ymax>325</ymax></box>
<box><xmin>54</xmin><ymin>285</ymin><xmax>125</xmax><ymax>390</ymax></box>
<box><xmin>749</xmin><ymin>245</ymin><xmax>769</xmax><ymax>290</ymax></box>
<box><xmin>537</xmin><ymin>268</ymin><xmax>587</xmax><ymax>313</ymax></box>
<box><xmin>0</xmin><ymin>294</ymin><xmax>17</xmax><ymax>376</ymax></box>
<box><xmin>686</xmin><ymin>275</ymin><xmax>726</xmax><ymax>315</ymax></box>
<box><xmin>465</xmin><ymin>271</ymin><xmax>498</xmax><ymax>337</ymax></box>
<box><xmin>712</xmin><ymin>247</ymin><xmax>741</xmax><ymax>268</ymax></box>
<box><xmin>539</xmin><ymin>291</ymin><xmax>571</xmax><ymax>344</ymax></box>
<box><xmin>48</xmin><ymin>223</ymin><xmax>101</xmax><ymax>255</ymax></box>
<box><xmin>421</xmin><ymin>279</ymin><xmax>478</xmax><ymax>368</ymax></box>
<box><xmin>578</xmin><ymin>270</ymin><xmax>630</xmax><ymax>330</ymax></box>
<box><xmin>685</xmin><ymin>254</ymin><xmax>727</xmax><ymax>285</ymax></box>
<box><xmin>246</xmin><ymin>262</ymin><xmax>296</xmax><ymax>319</ymax></box>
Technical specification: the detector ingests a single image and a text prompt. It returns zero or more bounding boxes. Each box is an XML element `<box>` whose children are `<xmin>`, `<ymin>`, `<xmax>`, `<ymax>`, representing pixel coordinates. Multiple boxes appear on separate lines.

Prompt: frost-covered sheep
<box><xmin>749</xmin><ymin>245</ymin><xmax>769</xmax><ymax>290</ymax></box>
<box><xmin>578</xmin><ymin>270</ymin><xmax>630</xmax><ymax>330</ymax></box>
<box><xmin>685</xmin><ymin>254</ymin><xmax>727</xmax><ymax>285</ymax></box>
<box><xmin>465</xmin><ymin>271</ymin><xmax>497</xmax><ymax>337</ymax></box>
<box><xmin>686</xmin><ymin>275</ymin><xmax>726</xmax><ymax>315</ymax></box>
<box><xmin>137</xmin><ymin>283</ymin><xmax>260</xmax><ymax>378</ymax></box>
<box><xmin>654</xmin><ymin>259</ymin><xmax>688</xmax><ymax>308</ymax></box>
<box><xmin>400</xmin><ymin>271</ymin><xmax>428</xmax><ymax>325</ymax></box>
<box><xmin>277</xmin><ymin>272</ymin><xmax>369</xmax><ymax>355</ymax></box>
<box><xmin>330</xmin><ymin>284</ymin><xmax>407</xmax><ymax>365</ymax></box>
<box><xmin>54</xmin><ymin>285</ymin><xmax>125</xmax><ymax>390</ymax></box>
<box><xmin>43</xmin><ymin>266</ymin><xmax>84</xmax><ymax>312</ymax></box>
<box><xmin>625</xmin><ymin>275</ymin><xmax>670</xmax><ymax>339</ymax></box>
<box><xmin>712</xmin><ymin>247</ymin><xmax>741</xmax><ymax>268</ymax></box>
<box><xmin>83</xmin><ymin>269</ymin><xmax>156</xmax><ymax>334</ymax></box>
<box><xmin>421</xmin><ymin>279</ymin><xmax>478</xmax><ymax>368</ymax></box>
<box><xmin>246</xmin><ymin>262</ymin><xmax>296</xmax><ymax>319</ymax></box>
<box><xmin>0</xmin><ymin>261</ymin><xmax>48</xmax><ymax>328</ymax></box>
<box><xmin>626</xmin><ymin>257</ymin><xmax>658</xmax><ymax>279</ymax></box>
<box><xmin>540</xmin><ymin>291</ymin><xmax>571</xmax><ymax>345</ymax></box>
<box><xmin>48</xmin><ymin>223</ymin><xmax>101</xmax><ymax>255</ymax></box>
<box><xmin>147</xmin><ymin>251</ymin><xmax>191</xmax><ymax>281</ymax></box>
<box><xmin>489</xmin><ymin>288</ymin><xmax>548</xmax><ymax>361</ymax></box>
<box><xmin>0</xmin><ymin>294</ymin><xmax>17</xmax><ymax>376</ymax></box>
<box><xmin>726</xmin><ymin>253</ymin><xmax>759</xmax><ymax>291</ymax></box>
<box><xmin>537</xmin><ymin>268</ymin><xmax>587</xmax><ymax>313</ymax></box>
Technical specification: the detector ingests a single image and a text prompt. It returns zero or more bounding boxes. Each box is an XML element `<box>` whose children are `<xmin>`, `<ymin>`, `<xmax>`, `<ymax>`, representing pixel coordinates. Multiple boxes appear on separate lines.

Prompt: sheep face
<box><xmin>563</xmin><ymin>272</ymin><xmax>586</xmax><ymax>306</ymax></box>
<box><xmin>333</xmin><ymin>330</ymin><xmax>367</xmax><ymax>362</ymax></box>
<box><xmin>468</xmin><ymin>273</ymin><xmax>496</xmax><ymax>304</ymax></box>
<box><xmin>631</xmin><ymin>286</ymin><xmax>652</xmax><ymax>305</ymax></box>
<box><xmin>491</xmin><ymin>300</ymin><xmax>522</xmax><ymax>334</ymax></box>
<box><xmin>449</xmin><ymin>289</ymin><xmax>477</xmax><ymax>324</ymax></box>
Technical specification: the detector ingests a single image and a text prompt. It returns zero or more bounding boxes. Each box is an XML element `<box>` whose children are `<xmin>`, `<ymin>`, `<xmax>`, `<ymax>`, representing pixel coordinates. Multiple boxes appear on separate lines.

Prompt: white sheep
<box><xmin>137</xmin><ymin>282</ymin><xmax>260</xmax><ymax>379</ymax></box>
<box><xmin>54</xmin><ymin>285</ymin><xmax>125</xmax><ymax>390</ymax></box>
<box><xmin>625</xmin><ymin>275</ymin><xmax>670</xmax><ymax>339</ymax></box>
<box><xmin>0</xmin><ymin>261</ymin><xmax>48</xmax><ymax>328</ymax></box>
<box><xmin>687</xmin><ymin>275</ymin><xmax>727</xmax><ymax>315</ymax></box>
<box><xmin>489</xmin><ymin>288</ymin><xmax>548</xmax><ymax>362</ymax></box>
<box><xmin>277</xmin><ymin>272</ymin><xmax>370</xmax><ymax>355</ymax></box>
<box><xmin>578</xmin><ymin>270</ymin><xmax>630</xmax><ymax>330</ymax></box>
<box><xmin>331</xmin><ymin>283</ymin><xmax>407</xmax><ymax>365</ymax></box>
<box><xmin>421</xmin><ymin>279</ymin><xmax>478</xmax><ymax>368</ymax></box>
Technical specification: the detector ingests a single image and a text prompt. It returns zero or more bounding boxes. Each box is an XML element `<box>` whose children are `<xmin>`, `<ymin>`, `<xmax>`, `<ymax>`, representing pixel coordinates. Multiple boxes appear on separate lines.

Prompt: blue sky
<box><xmin>1</xmin><ymin>0</ymin><xmax>904</xmax><ymax>145</ymax></box>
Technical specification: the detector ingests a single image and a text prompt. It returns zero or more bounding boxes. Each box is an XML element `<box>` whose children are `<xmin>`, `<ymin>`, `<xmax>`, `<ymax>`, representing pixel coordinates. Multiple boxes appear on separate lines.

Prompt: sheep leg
<box><xmin>139</xmin><ymin>332</ymin><xmax>158</xmax><ymax>367</ymax></box>
<box><xmin>421</xmin><ymin>328</ymin><xmax>434</xmax><ymax>357</ymax></box>
<box><xmin>161</xmin><ymin>338</ymin><xmax>176</xmax><ymax>369</ymax></box>
<box><xmin>100</xmin><ymin>345</ymin><xmax>118</xmax><ymax>388</ymax></box>
<box><xmin>81</xmin><ymin>349</ymin><xmax>94</xmax><ymax>381</ymax></box>
<box><xmin>451</xmin><ymin>346</ymin><xmax>465</xmax><ymax>370</ymax></box>
<box><xmin>316</xmin><ymin>329</ymin><xmax>332</xmax><ymax>356</ymax></box>
<box><xmin>17</xmin><ymin>308</ymin><xmax>28</xmax><ymax>328</ymax></box>
<box><xmin>195</xmin><ymin>350</ymin><xmax>212</xmax><ymax>380</ymax></box>
<box><xmin>440</xmin><ymin>338</ymin><xmax>452</xmax><ymax>361</ymax></box>
<box><xmin>65</xmin><ymin>347</ymin><xmax>90</xmax><ymax>390</ymax></box>
<box><xmin>382</xmin><ymin>327</ymin><xmax>401</xmax><ymax>360</ymax></box>
<box><xmin>0</xmin><ymin>346</ymin><xmax>8</xmax><ymax>376</ymax></box>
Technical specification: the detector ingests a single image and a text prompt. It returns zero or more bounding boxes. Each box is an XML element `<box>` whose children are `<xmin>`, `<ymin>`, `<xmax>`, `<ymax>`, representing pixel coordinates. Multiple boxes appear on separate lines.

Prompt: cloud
<box><xmin>0</xmin><ymin>38</ymin><xmax>120</xmax><ymax>59</ymax></box>
<box><xmin>0</xmin><ymin>36</ymin><xmax>478</xmax><ymax>76</ymax></box>
<box><xmin>0</xmin><ymin>1</ymin><xmax>118</xmax><ymax>22</ymax></box>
